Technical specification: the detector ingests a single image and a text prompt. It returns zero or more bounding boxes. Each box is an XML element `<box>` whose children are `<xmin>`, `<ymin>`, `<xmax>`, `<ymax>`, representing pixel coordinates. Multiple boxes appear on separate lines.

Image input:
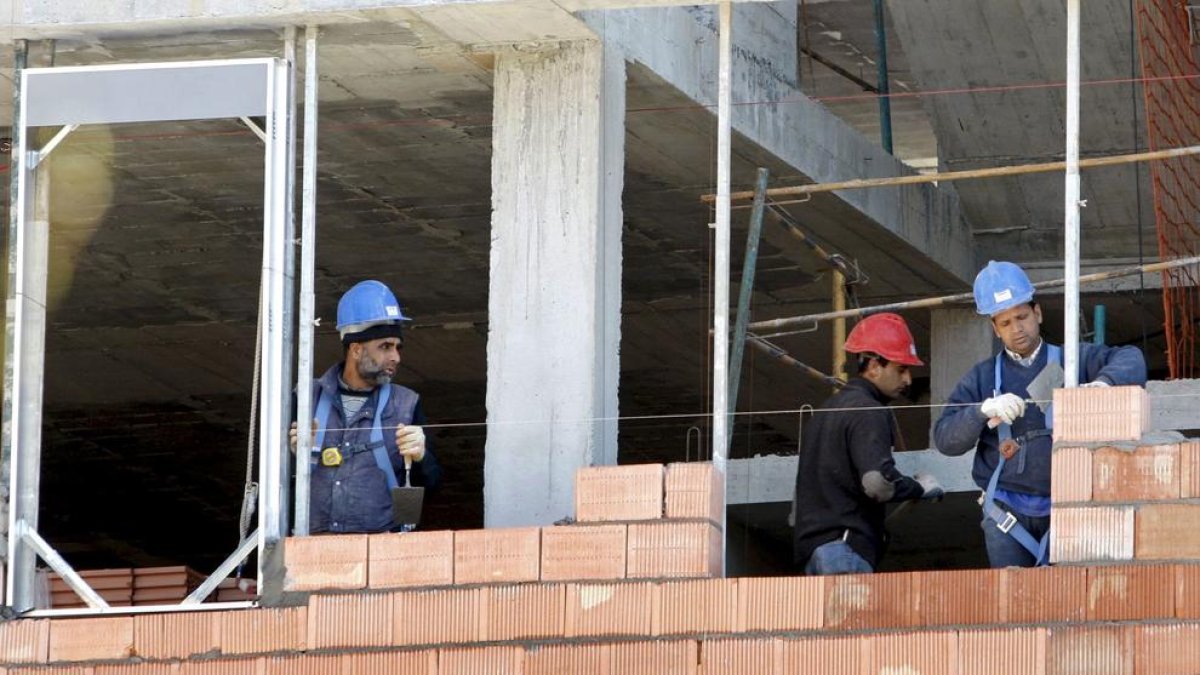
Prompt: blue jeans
<box><xmin>805</xmin><ymin>540</ymin><xmax>874</xmax><ymax>575</ymax></box>
<box><xmin>981</xmin><ymin>504</ymin><xmax>1050</xmax><ymax>568</ymax></box>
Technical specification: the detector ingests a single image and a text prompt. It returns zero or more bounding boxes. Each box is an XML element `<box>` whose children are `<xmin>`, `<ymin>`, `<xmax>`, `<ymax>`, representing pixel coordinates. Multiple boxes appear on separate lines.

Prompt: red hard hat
<box><xmin>843</xmin><ymin>313</ymin><xmax>924</xmax><ymax>366</ymax></box>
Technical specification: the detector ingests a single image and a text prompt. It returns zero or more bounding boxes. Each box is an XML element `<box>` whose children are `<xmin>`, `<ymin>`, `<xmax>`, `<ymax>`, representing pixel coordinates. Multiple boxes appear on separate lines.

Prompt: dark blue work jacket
<box><xmin>308</xmin><ymin>363</ymin><xmax>441</xmax><ymax>533</ymax></box>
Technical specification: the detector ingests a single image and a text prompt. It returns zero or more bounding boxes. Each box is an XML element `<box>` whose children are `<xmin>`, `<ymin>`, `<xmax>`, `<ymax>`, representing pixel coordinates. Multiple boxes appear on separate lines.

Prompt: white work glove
<box><xmin>1080</xmin><ymin>379</ymin><xmax>1111</xmax><ymax>388</ymax></box>
<box><xmin>396</xmin><ymin>424</ymin><xmax>426</xmax><ymax>463</ymax></box>
<box><xmin>913</xmin><ymin>472</ymin><xmax>944</xmax><ymax>500</ymax></box>
<box><xmin>981</xmin><ymin>393</ymin><xmax>1026</xmax><ymax>426</ymax></box>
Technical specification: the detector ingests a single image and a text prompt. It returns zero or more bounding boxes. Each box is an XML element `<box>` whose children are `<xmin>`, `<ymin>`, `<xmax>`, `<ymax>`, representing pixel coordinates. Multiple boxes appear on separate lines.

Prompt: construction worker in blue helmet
<box><xmin>933</xmin><ymin>261</ymin><xmax>1145</xmax><ymax>567</ymax></box>
<box><xmin>289</xmin><ymin>280</ymin><xmax>441</xmax><ymax>534</ymax></box>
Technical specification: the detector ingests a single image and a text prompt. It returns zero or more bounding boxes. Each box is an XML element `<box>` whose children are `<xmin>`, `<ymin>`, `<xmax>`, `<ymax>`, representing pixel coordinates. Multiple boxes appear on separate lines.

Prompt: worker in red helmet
<box><xmin>793</xmin><ymin>312</ymin><xmax>943</xmax><ymax>575</ymax></box>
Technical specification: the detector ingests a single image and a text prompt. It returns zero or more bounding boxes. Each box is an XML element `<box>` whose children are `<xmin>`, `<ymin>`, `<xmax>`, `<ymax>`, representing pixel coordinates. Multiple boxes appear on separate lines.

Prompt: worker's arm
<box><xmin>847</xmin><ymin>410</ymin><xmax>926</xmax><ymax>503</ymax></box>
<box><xmin>1081</xmin><ymin>343</ymin><xmax>1148</xmax><ymax>387</ymax></box>
<box><xmin>933</xmin><ymin>364</ymin><xmax>991</xmax><ymax>457</ymax></box>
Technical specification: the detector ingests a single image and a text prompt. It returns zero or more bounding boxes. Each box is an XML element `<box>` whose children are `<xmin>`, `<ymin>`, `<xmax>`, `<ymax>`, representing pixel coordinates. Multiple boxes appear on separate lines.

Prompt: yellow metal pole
<box><xmin>832</xmin><ymin>269</ymin><xmax>847</xmax><ymax>385</ymax></box>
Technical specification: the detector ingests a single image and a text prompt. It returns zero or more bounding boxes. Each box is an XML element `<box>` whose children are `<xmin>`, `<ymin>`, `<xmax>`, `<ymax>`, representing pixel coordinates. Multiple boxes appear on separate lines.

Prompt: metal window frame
<box><xmin>2</xmin><ymin>55</ymin><xmax>297</xmax><ymax>616</ymax></box>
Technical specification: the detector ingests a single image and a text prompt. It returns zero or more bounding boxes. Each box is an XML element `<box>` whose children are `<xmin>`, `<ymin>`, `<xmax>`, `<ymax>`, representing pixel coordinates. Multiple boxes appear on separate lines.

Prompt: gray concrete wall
<box><xmin>929</xmin><ymin>307</ymin><xmax>995</xmax><ymax>444</ymax></box>
<box><xmin>484</xmin><ymin>39</ymin><xmax>623</xmax><ymax>527</ymax></box>
<box><xmin>582</xmin><ymin>3</ymin><xmax>976</xmax><ymax>285</ymax></box>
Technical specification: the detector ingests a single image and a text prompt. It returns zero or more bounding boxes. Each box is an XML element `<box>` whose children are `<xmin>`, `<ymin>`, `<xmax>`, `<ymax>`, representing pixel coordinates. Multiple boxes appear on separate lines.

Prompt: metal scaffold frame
<box><xmin>1</xmin><ymin>47</ymin><xmax>308</xmax><ymax>616</ymax></box>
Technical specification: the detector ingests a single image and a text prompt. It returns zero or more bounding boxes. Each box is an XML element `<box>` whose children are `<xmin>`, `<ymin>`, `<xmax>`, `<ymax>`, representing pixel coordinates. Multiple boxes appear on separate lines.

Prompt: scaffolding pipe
<box><xmin>727</xmin><ymin>168</ymin><xmax>769</xmax><ymax>434</ymax></box>
<box><xmin>703</xmin><ymin>144</ymin><xmax>1200</xmax><ymax>203</ymax></box>
<box><xmin>745</xmin><ymin>335</ymin><xmax>844</xmax><ymax>389</ymax></box>
<box><xmin>747</xmin><ymin>255</ymin><xmax>1200</xmax><ymax>332</ymax></box>
<box><xmin>832</xmin><ymin>269</ymin><xmax>847</xmax><ymax>383</ymax></box>
<box><xmin>872</xmin><ymin>0</ymin><xmax>893</xmax><ymax>154</ymax></box>
<box><xmin>294</xmin><ymin>25</ymin><xmax>319</xmax><ymax>536</ymax></box>
<box><xmin>1063</xmin><ymin>0</ymin><xmax>1081</xmax><ymax>387</ymax></box>
<box><xmin>712</xmin><ymin>0</ymin><xmax>733</xmax><ymax>577</ymax></box>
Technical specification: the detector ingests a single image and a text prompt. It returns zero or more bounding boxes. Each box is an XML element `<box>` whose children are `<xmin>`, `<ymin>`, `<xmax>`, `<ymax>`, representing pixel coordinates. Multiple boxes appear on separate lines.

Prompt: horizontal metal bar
<box><xmin>748</xmin><ymin>254</ymin><xmax>1200</xmax><ymax>332</ymax></box>
<box><xmin>25</xmin><ymin>601</ymin><xmax>255</xmax><ymax>618</ymax></box>
<box><xmin>703</xmin><ymin>144</ymin><xmax>1200</xmax><ymax>203</ymax></box>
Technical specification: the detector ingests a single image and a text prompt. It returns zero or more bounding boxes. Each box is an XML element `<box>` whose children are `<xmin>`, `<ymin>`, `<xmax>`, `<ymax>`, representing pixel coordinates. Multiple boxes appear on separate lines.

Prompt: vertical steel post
<box><xmin>1093</xmin><ymin>304</ymin><xmax>1106</xmax><ymax>345</ymax></box>
<box><xmin>712</xmin><ymin>0</ymin><xmax>733</xmax><ymax>576</ymax></box>
<box><xmin>872</xmin><ymin>0</ymin><xmax>893</xmax><ymax>154</ymax></box>
<box><xmin>2</xmin><ymin>39</ymin><xmax>28</xmax><ymax>609</ymax></box>
<box><xmin>294</xmin><ymin>26</ymin><xmax>319</xmax><ymax>536</ymax></box>
<box><xmin>832</xmin><ymin>270</ymin><xmax>847</xmax><ymax>383</ymax></box>
<box><xmin>1063</xmin><ymin>0</ymin><xmax>1081</xmax><ymax>386</ymax></box>
<box><xmin>727</xmin><ymin>168</ymin><xmax>769</xmax><ymax>431</ymax></box>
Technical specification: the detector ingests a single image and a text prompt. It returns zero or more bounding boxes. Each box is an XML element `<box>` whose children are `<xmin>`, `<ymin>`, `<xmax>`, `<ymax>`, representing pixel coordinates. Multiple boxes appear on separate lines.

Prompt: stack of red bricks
<box><xmin>283</xmin><ymin>461</ymin><xmax>723</xmax><ymax>592</ymax></box>
<box><xmin>48</xmin><ymin>566</ymin><xmax>209</xmax><ymax>609</ymax></box>
<box><xmin>1050</xmin><ymin>385</ymin><xmax>1200</xmax><ymax>564</ymax></box>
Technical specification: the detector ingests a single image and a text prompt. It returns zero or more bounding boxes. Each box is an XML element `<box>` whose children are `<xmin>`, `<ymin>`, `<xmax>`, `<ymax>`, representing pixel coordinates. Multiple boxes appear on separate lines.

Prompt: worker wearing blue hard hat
<box><xmin>933</xmin><ymin>261</ymin><xmax>1146</xmax><ymax>568</ymax></box>
<box><xmin>290</xmin><ymin>280</ymin><xmax>441</xmax><ymax>533</ymax></box>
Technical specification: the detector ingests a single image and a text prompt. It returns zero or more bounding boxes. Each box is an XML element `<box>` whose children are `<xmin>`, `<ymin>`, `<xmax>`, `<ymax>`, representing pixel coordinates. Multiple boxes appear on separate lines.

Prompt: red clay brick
<box><xmin>133</xmin><ymin>611</ymin><xmax>218</xmax><ymax>660</ymax></box>
<box><xmin>1050</xmin><ymin>505</ymin><xmax>1134</xmax><ymax>563</ymax></box>
<box><xmin>1135</xmin><ymin>624</ymin><xmax>1200</xmax><ymax>675</ymax></box>
<box><xmin>911</xmin><ymin>568</ymin><xmax>1002</xmax><ymax>626</ymax></box>
<box><xmin>1180</xmin><ymin>441</ymin><xmax>1200</xmax><ymax>498</ymax></box>
<box><xmin>266</xmin><ymin>651</ymin><xmax>436</xmax><ymax>675</ymax></box>
<box><xmin>822</xmin><ymin>572</ymin><xmax>912</xmax><ymax>631</ymax></box>
<box><xmin>540</xmin><ymin>524</ymin><xmax>626</xmax><ymax>581</ymax></box>
<box><xmin>1135</xmin><ymin>503</ymin><xmax>1200</xmax><ymax>560</ymax></box>
<box><xmin>1051</xmin><ymin>446</ymin><xmax>1093</xmax><ymax>504</ymax></box>
<box><xmin>178</xmin><ymin>659</ymin><xmax>263</xmax><ymax>675</ymax></box>
<box><xmin>627</xmin><ymin>521</ymin><xmax>721</xmax><ymax>579</ymax></box>
<box><xmin>1005</xmin><ymin>565</ymin><xmax>1087</xmax><ymax>623</ymax></box>
<box><xmin>482</xmin><ymin>584</ymin><xmax>565</xmax><ymax>642</ymax></box>
<box><xmin>525</xmin><ymin>644</ymin><xmax>611</xmax><ymax>675</ymax></box>
<box><xmin>610</xmin><ymin>640</ymin><xmax>698</xmax><ymax>675</ymax></box>
<box><xmin>564</xmin><ymin>582</ymin><xmax>653</xmax><ymax>638</ymax></box>
<box><xmin>48</xmin><ymin>616</ymin><xmax>135</xmax><ymax>662</ymax></box>
<box><xmin>779</xmin><ymin>636</ymin><xmax>862</xmax><ymax>675</ymax></box>
<box><xmin>1047</xmin><ymin>624</ymin><xmax>1133</xmax><ymax>675</ymax></box>
<box><xmin>368</xmin><ymin>530</ymin><xmax>454</xmax><ymax>589</ymax></box>
<box><xmin>1092</xmin><ymin>444</ymin><xmax>1180</xmax><ymax>502</ymax></box>
<box><xmin>1085</xmin><ymin>564</ymin><xmax>1174</xmax><ymax>621</ymax></box>
<box><xmin>1177</xmin><ymin>564</ymin><xmax>1200</xmax><ymax>618</ymax></box>
<box><xmin>654</xmin><ymin>579</ymin><xmax>738</xmax><ymax>636</ymax></box>
<box><xmin>453</xmin><ymin>528</ymin><xmax>540</xmax><ymax>584</ymax></box>
<box><xmin>217</xmin><ymin>607</ymin><xmax>307</xmax><ymax>655</ymax></box>
<box><xmin>576</xmin><ymin>464</ymin><xmax>664</xmax><ymax>522</ymax></box>
<box><xmin>307</xmin><ymin>592</ymin><xmax>392</xmax><ymax>650</ymax></box>
<box><xmin>959</xmin><ymin>627</ymin><xmax>1048</xmax><ymax>675</ymax></box>
<box><xmin>865</xmin><ymin>631</ymin><xmax>958</xmax><ymax>675</ymax></box>
<box><xmin>700</xmin><ymin>638</ymin><xmax>780</xmax><ymax>675</ymax></box>
<box><xmin>437</xmin><ymin>645</ymin><xmax>523</xmax><ymax>675</ymax></box>
<box><xmin>665</xmin><ymin>462</ymin><xmax>723</xmax><ymax>523</ymax></box>
<box><xmin>394</xmin><ymin>587</ymin><xmax>484</xmax><ymax>646</ymax></box>
<box><xmin>736</xmin><ymin>576</ymin><xmax>822</xmax><ymax>632</ymax></box>
<box><xmin>1052</xmin><ymin>385</ymin><xmax>1149</xmax><ymax>443</ymax></box>
<box><xmin>0</xmin><ymin>618</ymin><xmax>50</xmax><ymax>664</ymax></box>
<box><xmin>283</xmin><ymin>534</ymin><xmax>368</xmax><ymax>591</ymax></box>
<box><xmin>97</xmin><ymin>663</ymin><xmax>183</xmax><ymax>675</ymax></box>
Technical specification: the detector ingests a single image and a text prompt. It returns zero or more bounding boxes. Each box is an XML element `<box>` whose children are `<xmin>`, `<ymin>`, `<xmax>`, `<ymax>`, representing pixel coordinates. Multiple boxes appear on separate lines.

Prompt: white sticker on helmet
<box><xmin>386</xmin><ymin>305</ymin><xmax>399</xmax><ymax>316</ymax></box>
<box><xmin>993</xmin><ymin>289</ymin><xmax>1013</xmax><ymax>303</ymax></box>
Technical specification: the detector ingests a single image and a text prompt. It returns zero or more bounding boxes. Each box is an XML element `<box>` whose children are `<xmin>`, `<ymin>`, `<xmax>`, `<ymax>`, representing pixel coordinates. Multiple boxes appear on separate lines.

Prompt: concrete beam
<box><xmin>1023</xmin><ymin>258</ymin><xmax>1169</xmax><ymax>293</ymax></box>
<box><xmin>583</xmin><ymin>3</ymin><xmax>976</xmax><ymax>288</ymax></box>
<box><xmin>1147</xmin><ymin>380</ymin><xmax>1200</xmax><ymax>432</ymax></box>
<box><xmin>1</xmin><ymin>0</ymin><xmax>767</xmax><ymax>40</ymax></box>
<box><xmin>484</xmin><ymin>37</ymin><xmax>623</xmax><ymax>527</ymax></box>
<box><xmin>727</xmin><ymin>449</ymin><xmax>980</xmax><ymax>505</ymax></box>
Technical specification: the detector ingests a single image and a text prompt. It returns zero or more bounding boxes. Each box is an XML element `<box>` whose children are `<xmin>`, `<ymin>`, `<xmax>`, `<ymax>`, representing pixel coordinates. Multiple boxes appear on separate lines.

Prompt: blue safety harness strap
<box><xmin>983</xmin><ymin>344</ymin><xmax>1062</xmax><ymax>566</ymax></box>
<box><xmin>311</xmin><ymin>384</ymin><xmax>399</xmax><ymax>490</ymax></box>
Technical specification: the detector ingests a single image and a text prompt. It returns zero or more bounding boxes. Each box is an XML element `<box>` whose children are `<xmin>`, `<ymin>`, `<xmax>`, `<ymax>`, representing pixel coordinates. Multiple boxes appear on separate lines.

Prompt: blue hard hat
<box><xmin>973</xmin><ymin>261</ymin><xmax>1034</xmax><ymax>316</ymax></box>
<box><xmin>336</xmin><ymin>280</ymin><xmax>410</xmax><ymax>336</ymax></box>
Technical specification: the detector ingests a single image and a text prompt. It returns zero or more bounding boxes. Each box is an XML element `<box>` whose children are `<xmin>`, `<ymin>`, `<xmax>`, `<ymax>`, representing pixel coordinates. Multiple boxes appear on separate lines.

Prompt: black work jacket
<box><xmin>793</xmin><ymin>378</ymin><xmax>924</xmax><ymax>570</ymax></box>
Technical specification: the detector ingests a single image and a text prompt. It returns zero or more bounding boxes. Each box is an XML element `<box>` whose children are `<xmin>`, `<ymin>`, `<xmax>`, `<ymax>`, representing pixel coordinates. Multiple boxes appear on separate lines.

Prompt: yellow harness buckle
<box><xmin>320</xmin><ymin>447</ymin><xmax>343</xmax><ymax>467</ymax></box>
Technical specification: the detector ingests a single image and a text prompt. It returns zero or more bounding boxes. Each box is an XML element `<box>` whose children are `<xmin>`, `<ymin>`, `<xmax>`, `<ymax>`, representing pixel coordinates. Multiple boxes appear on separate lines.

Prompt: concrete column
<box><xmin>929</xmin><ymin>308</ymin><xmax>996</xmax><ymax>445</ymax></box>
<box><xmin>485</xmin><ymin>39</ymin><xmax>624</xmax><ymax>527</ymax></box>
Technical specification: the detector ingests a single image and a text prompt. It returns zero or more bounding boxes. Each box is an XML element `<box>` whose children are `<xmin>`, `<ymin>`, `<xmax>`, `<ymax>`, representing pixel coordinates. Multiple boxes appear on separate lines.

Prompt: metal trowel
<box><xmin>391</xmin><ymin>456</ymin><xmax>425</xmax><ymax>527</ymax></box>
